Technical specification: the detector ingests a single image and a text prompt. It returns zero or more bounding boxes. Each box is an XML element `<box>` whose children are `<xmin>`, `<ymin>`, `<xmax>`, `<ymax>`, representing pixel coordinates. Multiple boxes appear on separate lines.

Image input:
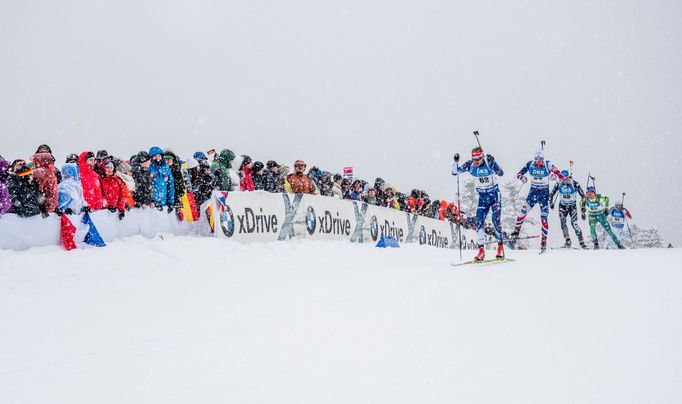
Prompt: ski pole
<box><xmin>622</xmin><ymin>192</ymin><xmax>636</xmax><ymax>248</ymax></box>
<box><xmin>454</xmin><ymin>153</ymin><xmax>463</xmax><ymax>261</ymax></box>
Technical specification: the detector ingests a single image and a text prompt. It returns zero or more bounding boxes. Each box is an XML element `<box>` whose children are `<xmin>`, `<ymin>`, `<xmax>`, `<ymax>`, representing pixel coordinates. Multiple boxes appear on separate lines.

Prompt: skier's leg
<box><xmin>491</xmin><ymin>193</ymin><xmax>503</xmax><ymax>243</ymax></box>
<box><xmin>559</xmin><ymin>205</ymin><xmax>570</xmax><ymax>240</ymax></box>
<box><xmin>512</xmin><ymin>193</ymin><xmax>534</xmax><ymax>235</ymax></box>
<box><xmin>600</xmin><ymin>215</ymin><xmax>619</xmax><ymax>244</ymax></box>
<box><xmin>569</xmin><ymin>205</ymin><xmax>586</xmax><ymax>247</ymax></box>
<box><xmin>588</xmin><ymin>214</ymin><xmax>599</xmax><ymax>248</ymax></box>
<box><xmin>539</xmin><ymin>193</ymin><xmax>549</xmax><ymax>250</ymax></box>
<box><xmin>475</xmin><ymin>195</ymin><xmax>492</xmax><ymax>246</ymax></box>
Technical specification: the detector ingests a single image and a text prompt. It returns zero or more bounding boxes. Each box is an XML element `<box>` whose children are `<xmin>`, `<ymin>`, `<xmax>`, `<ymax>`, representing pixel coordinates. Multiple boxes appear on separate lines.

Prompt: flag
<box><xmin>60</xmin><ymin>215</ymin><xmax>77</xmax><ymax>251</ymax></box>
<box><xmin>82</xmin><ymin>212</ymin><xmax>106</xmax><ymax>247</ymax></box>
<box><xmin>343</xmin><ymin>166</ymin><xmax>353</xmax><ymax>180</ymax></box>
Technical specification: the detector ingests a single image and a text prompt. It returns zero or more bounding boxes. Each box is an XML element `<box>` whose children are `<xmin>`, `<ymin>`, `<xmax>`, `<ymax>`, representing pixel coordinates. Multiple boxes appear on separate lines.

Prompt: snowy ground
<box><xmin>1</xmin><ymin>237</ymin><xmax>681</xmax><ymax>404</ymax></box>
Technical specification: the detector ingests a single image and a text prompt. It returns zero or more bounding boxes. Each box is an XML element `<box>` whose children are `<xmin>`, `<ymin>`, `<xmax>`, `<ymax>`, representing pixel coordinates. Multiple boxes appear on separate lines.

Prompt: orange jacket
<box><xmin>287</xmin><ymin>173</ymin><xmax>316</xmax><ymax>194</ymax></box>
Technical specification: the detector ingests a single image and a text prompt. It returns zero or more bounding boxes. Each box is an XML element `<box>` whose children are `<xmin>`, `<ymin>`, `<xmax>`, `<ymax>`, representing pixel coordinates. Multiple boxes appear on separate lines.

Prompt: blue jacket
<box><xmin>58</xmin><ymin>163</ymin><xmax>86</xmax><ymax>212</ymax></box>
<box><xmin>149</xmin><ymin>159</ymin><xmax>175</xmax><ymax>206</ymax></box>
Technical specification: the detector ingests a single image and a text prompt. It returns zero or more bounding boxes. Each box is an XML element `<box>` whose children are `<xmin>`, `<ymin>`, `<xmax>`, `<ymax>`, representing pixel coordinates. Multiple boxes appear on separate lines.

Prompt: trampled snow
<box><xmin>1</xmin><ymin>237</ymin><xmax>681</xmax><ymax>403</ymax></box>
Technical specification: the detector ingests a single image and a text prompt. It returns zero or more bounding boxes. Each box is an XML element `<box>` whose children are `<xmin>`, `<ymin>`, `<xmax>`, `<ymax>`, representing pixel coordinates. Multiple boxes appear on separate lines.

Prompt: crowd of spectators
<box><xmin>0</xmin><ymin>145</ymin><xmax>475</xmax><ymax>230</ymax></box>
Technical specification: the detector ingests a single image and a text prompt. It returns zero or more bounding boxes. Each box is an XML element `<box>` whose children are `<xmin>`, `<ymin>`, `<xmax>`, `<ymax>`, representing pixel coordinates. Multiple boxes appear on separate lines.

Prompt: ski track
<box><xmin>1</xmin><ymin>237</ymin><xmax>681</xmax><ymax>404</ymax></box>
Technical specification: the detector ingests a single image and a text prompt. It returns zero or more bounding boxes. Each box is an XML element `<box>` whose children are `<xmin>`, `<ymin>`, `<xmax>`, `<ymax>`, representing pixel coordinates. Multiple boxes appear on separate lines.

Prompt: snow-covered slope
<box><xmin>1</xmin><ymin>237</ymin><xmax>680</xmax><ymax>403</ymax></box>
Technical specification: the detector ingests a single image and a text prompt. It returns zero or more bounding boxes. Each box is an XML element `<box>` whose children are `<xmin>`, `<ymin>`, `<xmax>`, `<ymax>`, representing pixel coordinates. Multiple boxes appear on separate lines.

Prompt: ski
<box><xmin>451</xmin><ymin>258</ymin><xmax>515</xmax><ymax>267</ymax></box>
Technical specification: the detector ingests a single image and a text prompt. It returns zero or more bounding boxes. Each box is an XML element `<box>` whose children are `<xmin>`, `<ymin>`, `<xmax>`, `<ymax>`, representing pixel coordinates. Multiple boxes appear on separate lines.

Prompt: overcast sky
<box><xmin>1</xmin><ymin>0</ymin><xmax>681</xmax><ymax>245</ymax></box>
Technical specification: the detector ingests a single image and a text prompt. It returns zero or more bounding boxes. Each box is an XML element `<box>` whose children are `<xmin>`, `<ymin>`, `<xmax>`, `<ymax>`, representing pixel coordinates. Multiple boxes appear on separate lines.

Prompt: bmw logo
<box><xmin>306</xmin><ymin>206</ymin><xmax>317</xmax><ymax>235</ymax></box>
<box><xmin>370</xmin><ymin>215</ymin><xmax>379</xmax><ymax>241</ymax></box>
<box><xmin>220</xmin><ymin>205</ymin><xmax>235</xmax><ymax>238</ymax></box>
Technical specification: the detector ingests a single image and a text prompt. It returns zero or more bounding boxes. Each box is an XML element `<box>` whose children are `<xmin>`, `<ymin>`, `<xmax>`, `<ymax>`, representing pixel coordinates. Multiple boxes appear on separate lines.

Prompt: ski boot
<box><xmin>593</xmin><ymin>241</ymin><xmax>600</xmax><ymax>250</ymax></box>
<box><xmin>540</xmin><ymin>241</ymin><xmax>547</xmax><ymax>254</ymax></box>
<box><xmin>507</xmin><ymin>231</ymin><xmax>519</xmax><ymax>249</ymax></box>
<box><xmin>578</xmin><ymin>237</ymin><xmax>588</xmax><ymax>250</ymax></box>
<box><xmin>474</xmin><ymin>246</ymin><xmax>486</xmax><ymax>261</ymax></box>
<box><xmin>563</xmin><ymin>238</ymin><xmax>572</xmax><ymax>249</ymax></box>
<box><xmin>496</xmin><ymin>243</ymin><xmax>505</xmax><ymax>259</ymax></box>
<box><xmin>617</xmin><ymin>242</ymin><xmax>626</xmax><ymax>250</ymax></box>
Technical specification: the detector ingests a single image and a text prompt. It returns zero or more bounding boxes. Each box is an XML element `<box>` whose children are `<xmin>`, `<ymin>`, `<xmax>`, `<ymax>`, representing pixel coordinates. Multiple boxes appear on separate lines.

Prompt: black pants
<box><xmin>558</xmin><ymin>203</ymin><xmax>584</xmax><ymax>242</ymax></box>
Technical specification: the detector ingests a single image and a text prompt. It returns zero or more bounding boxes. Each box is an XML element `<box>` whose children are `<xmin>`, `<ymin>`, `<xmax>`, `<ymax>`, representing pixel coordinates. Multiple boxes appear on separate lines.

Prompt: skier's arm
<box><xmin>549</xmin><ymin>164</ymin><xmax>564</xmax><ymax>180</ymax></box>
<box><xmin>491</xmin><ymin>160</ymin><xmax>503</xmax><ymax>176</ymax></box>
<box><xmin>451</xmin><ymin>160</ymin><xmax>471</xmax><ymax>176</ymax></box>
<box><xmin>549</xmin><ymin>182</ymin><xmax>559</xmax><ymax>201</ymax></box>
<box><xmin>603</xmin><ymin>195</ymin><xmax>610</xmax><ymax>216</ymax></box>
<box><xmin>516</xmin><ymin>161</ymin><xmax>530</xmax><ymax>181</ymax></box>
<box><xmin>625</xmin><ymin>208</ymin><xmax>632</xmax><ymax>219</ymax></box>
<box><xmin>574</xmin><ymin>181</ymin><xmax>585</xmax><ymax>198</ymax></box>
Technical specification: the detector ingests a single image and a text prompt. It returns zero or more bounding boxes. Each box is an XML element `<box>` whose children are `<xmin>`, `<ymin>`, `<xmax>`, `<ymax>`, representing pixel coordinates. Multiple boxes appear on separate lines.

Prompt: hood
<box><xmin>32</xmin><ymin>152</ymin><xmax>54</xmax><ymax>168</ymax></box>
<box><xmin>0</xmin><ymin>156</ymin><xmax>9</xmax><ymax>181</ymax></box>
<box><xmin>218</xmin><ymin>149</ymin><xmax>236</xmax><ymax>168</ymax></box>
<box><xmin>61</xmin><ymin>163</ymin><xmax>80</xmax><ymax>180</ymax></box>
<box><xmin>149</xmin><ymin>146</ymin><xmax>164</xmax><ymax>157</ymax></box>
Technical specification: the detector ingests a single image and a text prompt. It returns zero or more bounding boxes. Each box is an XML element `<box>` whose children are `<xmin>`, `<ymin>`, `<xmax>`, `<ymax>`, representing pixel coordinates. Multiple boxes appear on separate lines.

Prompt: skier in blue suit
<box><xmin>510</xmin><ymin>149</ymin><xmax>564</xmax><ymax>252</ymax></box>
<box><xmin>452</xmin><ymin>146</ymin><xmax>504</xmax><ymax>261</ymax></box>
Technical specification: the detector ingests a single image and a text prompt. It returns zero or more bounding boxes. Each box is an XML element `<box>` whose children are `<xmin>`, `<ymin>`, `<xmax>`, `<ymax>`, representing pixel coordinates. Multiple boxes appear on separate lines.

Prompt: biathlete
<box><xmin>605</xmin><ymin>202</ymin><xmax>632</xmax><ymax>249</ymax></box>
<box><xmin>509</xmin><ymin>149</ymin><xmax>564</xmax><ymax>252</ymax></box>
<box><xmin>452</xmin><ymin>146</ymin><xmax>504</xmax><ymax>261</ymax></box>
<box><xmin>549</xmin><ymin>170</ymin><xmax>588</xmax><ymax>249</ymax></box>
<box><xmin>581</xmin><ymin>186</ymin><xmax>626</xmax><ymax>249</ymax></box>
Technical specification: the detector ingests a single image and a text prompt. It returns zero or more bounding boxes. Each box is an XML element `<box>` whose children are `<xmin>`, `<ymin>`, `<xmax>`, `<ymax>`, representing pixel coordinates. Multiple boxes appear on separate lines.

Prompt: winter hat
<box><xmin>149</xmin><ymin>146</ymin><xmax>164</xmax><ymax>157</ymax></box>
<box><xmin>374</xmin><ymin>177</ymin><xmax>385</xmax><ymax>187</ymax></box>
<box><xmin>84</xmin><ymin>151</ymin><xmax>95</xmax><ymax>161</ymax></box>
<box><xmin>333</xmin><ymin>173</ymin><xmax>342</xmax><ymax>182</ymax></box>
<box><xmin>253</xmin><ymin>161</ymin><xmax>264</xmax><ymax>172</ymax></box>
<box><xmin>240</xmin><ymin>155</ymin><xmax>252</xmax><ymax>167</ymax></box>
<box><xmin>294</xmin><ymin>159</ymin><xmax>306</xmax><ymax>167</ymax></box>
<box><xmin>193</xmin><ymin>152</ymin><xmax>208</xmax><ymax>161</ymax></box>
<box><xmin>36</xmin><ymin>144</ymin><xmax>52</xmax><ymax>154</ymax></box>
<box><xmin>266</xmin><ymin>160</ymin><xmax>279</xmax><ymax>169</ymax></box>
<box><xmin>105</xmin><ymin>160</ymin><xmax>115</xmax><ymax>169</ymax></box>
<box><xmin>16</xmin><ymin>165</ymin><xmax>33</xmax><ymax>177</ymax></box>
<box><xmin>186</xmin><ymin>157</ymin><xmax>199</xmax><ymax>169</ymax></box>
<box><xmin>534</xmin><ymin>149</ymin><xmax>544</xmax><ymax>160</ymax></box>
<box><xmin>218</xmin><ymin>149</ymin><xmax>236</xmax><ymax>167</ymax></box>
<box><xmin>561</xmin><ymin>170</ymin><xmax>570</xmax><ymax>178</ymax></box>
<box><xmin>65</xmin><ymin>153</ymin><xmax>79</xmax><ymax>164</ymax></box>
<box><xmin>96</xmin><ymin>150</ymin><xmax>110</xmax><ymax>161</ymax></box>
<box><xmin>136</xmin><ymin>151</ymin><xmax>151</xmax><ymax>163</ymax></box>
<box><xmin>116</xmin><ymin>161</ymin><xmax>132</xmax><ymax>174</ymax></box>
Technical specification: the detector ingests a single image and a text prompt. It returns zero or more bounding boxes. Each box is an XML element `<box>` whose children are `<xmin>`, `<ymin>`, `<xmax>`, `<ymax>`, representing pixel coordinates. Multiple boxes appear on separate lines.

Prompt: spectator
<box><xmin>263</xmin><ymin>160</ymin><xmax>282</xmax><ymax>193</ymax></box>
<box><xmin>57</xmin><ymin>163</ymin><xmax>87</xmax><ymax>214</ymax></box>
<box><xmin>94</xmin><ymin>150</ymin><xmax>111</xmax><ymax>176</ymax></box>
<box><xmin>213</xmin><ymin>149</ymin><xmax>236</xmax><ymax>192</ymax></box>
<box><xmin>362</xmin><ymin>187</ymin><xmax>378</xmax><ymax>205</ymax></box>
<box><xmin>35</xmin><ymin>144</ymin><xmax>62</xmax><ymax>183</ymax></box>
<box><xmin>383</xmin><ymin>186</ymin><xmax>400</xmax><ymax>210</ymax></box>
<box><xmin>347</xmin><ymin>179</ymin><xmax>363</xmax><ymax>200</ymax></box>
<box><xmin>331</xmin><ymin>174</ymin><xmax>343</xmax><ymax>198</ymax></box>
<box><xmin>100</xmin><ymin>160</ymin><xmax>127</xmax><ymax>219</ymax></box>
<box><xmin>78</xmin><ymin>151</ymin><xmax>104</xmax><ymax>210</ymax></box>
<box><xmin>252</xmin><ymin>161</ymin><xmax>265</xmax><ymax>190</ymax></box>
<box><xmin>374</xmin><ymin>178</ymin><xmax>386</xmax><ymax>206</ymax></box>
<box><xmin>239</xmin><ymin>155</ymin><xmax>255</xmax><ymax>191</ymax></box>
<box><xmin>164</xmin><ymin>151</ymin><xmax>186</xmax><ymax>208</ymax></box>
<box><xmin>187</xmin><ymin>157</ymin><xmax>214</xmax><ymax>207</ymax></box>
<box><xmin>0</xmin><ymin>156</ymin><xmax>12</xmax><ymax>215</ymax></box>
<box><xmin>318</xmin><ymin>172</ymin><xmax>334</xmax><ymax>197</ymax></box>
<box><xmin>131</xmin><ymin>151</ymin><xmax>153</xmax><ymax>208</ymax></box>
<box><xmin>287</xmin><ymin>160</ymin><xmax>315</xmax><ymax>194</ymax></box>
<box><xmin>31</xmin><ymin>152</ymin><xmax>59</xmax><ymax>214</ymax></box>
<box><xmin>8</xmin><ymin>165</ymin><xmax>42</xmax><ymax>217</ymax></box>
<box><xmin>115</xmin><ymin>161</ymin><xmax>136</xmax><ymax>208</ymax></box>
<box><xmin>148</xmin><ymin>146</ymin><xmax>175</xmax><ymax>212</ymax></box>
<box><xmin>279</xmin><ymin>164</ymin><xmax>292</xmax><ymax>193</ymax></box>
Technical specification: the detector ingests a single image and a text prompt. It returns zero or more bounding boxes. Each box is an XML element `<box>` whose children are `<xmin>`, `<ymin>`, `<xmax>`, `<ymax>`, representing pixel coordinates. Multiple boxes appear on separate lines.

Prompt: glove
<box><xmin>581</xmin><ymin>213</ymin><xmax>586</xmax><ymax>220</ymax></box>
<box><xmin>64</xmin><ymin>208</ymin><xmax>74</xmax><ymax>215</ymax></box>
<box><xmin>517</xmin><ymin>175</ymin><xmax>527</xmax><ymax>184</ymax></box>
<box><xmin>167</xmin><ymin>205</ymin><xmax>174</xmax><ymax>213</ymax></box>
<box><xmin>156</xmin><ymin>204</ymin><xmax>164</xmax><ymax>211</ymax></box>
<box><xmin>453</xmin><ymin>153</ymin><xmax>460</xmax><ymax>163</ymax></box>
<box><xmin>54</xmin><ymin>208</ymin><xmax>64</xmax><ymax>217</ymax></box>
<box><xmin>81</xmin><ymin>206</ymin><xmax>91</xmax><ymax>213</ymax></box>
<box><xmin>486</xmin><ymin>154</ymin><xmax>495</xmax><ymax>165</ymax></box>
<box><xmin>107</xmin><ymin>206</ymin><xmax>117</xmax><ymax>213</ymax></box>
<box><xmin>550</xmin><ymin>203</ymin><xmax>554</xmax><ymax>210</ymax></box>
<box><xmin>41</xmin><ymin>211</ymin><xmax>49</xmax><ymax>218</ymax></box>
<box><xmin>118</xmin><ymin>211</ymin><xmax>125</xmax><ymax>220</ymax></box>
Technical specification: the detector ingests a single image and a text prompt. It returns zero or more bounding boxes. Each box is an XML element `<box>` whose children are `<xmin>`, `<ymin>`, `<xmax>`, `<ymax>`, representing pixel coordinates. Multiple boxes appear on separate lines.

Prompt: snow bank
<box><xmin>1</xmin><ymin>238</ymin><xmax>680</xmax><ymax>403</ymax></box>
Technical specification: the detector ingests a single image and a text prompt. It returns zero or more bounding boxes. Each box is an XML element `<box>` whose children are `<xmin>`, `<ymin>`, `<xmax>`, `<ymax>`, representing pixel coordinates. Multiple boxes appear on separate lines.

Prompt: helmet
<box><xmin>535</xmin><ymin>149</ymin><xmax>544</xmax><ymax>160</ymax></box>
<box><xmin>586</xmin><ymin>186</ymin><xmax>596</xmax><ymax>193</ymax></box>
<box><xmin>561</xmin><ymin>170</ymin><xmax>570</xmax><ymax>178</ymax></box>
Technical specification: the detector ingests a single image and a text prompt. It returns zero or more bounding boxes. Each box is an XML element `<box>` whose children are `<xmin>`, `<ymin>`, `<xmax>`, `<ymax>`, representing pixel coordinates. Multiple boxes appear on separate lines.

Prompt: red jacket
<box><xmin>240</xmin><ymin>166</ymin><xmax>255</xmax><ymax>191</ymax></box>
<box><xmin>31</xmin><ymin>152</ymin><xmax>58</xmax><ymax>212</ymax></box>
<box><xmin>78</xmin><ymin>151</ymin><xmax>103</xmax><ymax>210</ymax></box>
<box><xmin>100</xmin><ymin>174</ymin><xmax>127</xmax><ymax>212</ymax></box>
